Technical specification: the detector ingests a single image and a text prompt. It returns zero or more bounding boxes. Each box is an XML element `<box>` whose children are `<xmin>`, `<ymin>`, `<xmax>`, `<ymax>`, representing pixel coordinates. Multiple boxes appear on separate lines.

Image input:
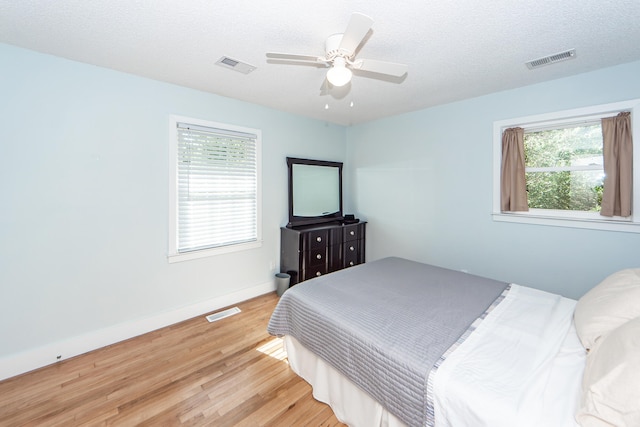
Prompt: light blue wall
<box><xmin>346</xmin><ymin>60</ymin><xmax>640</xmax><ymax>300</ymax></box>
<box><xmin>0</xmin><ymin>43</ymin><xmax>346</xmax><ymax>359</ymax></box>
<box><xmin>2</xmin><ymin>39</ymin><xmax>639</xmax><ymax>368</ymax></box>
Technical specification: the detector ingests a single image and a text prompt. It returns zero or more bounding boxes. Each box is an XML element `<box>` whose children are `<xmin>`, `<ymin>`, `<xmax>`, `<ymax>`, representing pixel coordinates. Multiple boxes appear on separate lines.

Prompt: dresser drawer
<box><xmin>303</xmin><ymin>264</ymin><xmax>329</xmax><ymax>281</ymax></box>
<box><xmin>303</xmin><ymin>229</ymin><xmax>330</xmax><ymax>250</ymax></box>
<box><xmin>304</xmin><ymin>247</ymin><xmax>328</xmax><ymax>267</ymax></box>
<box><xmin>343</xmin><ymin>224</ymin><xmax>361</xmax><ymax>242</ymax></box>
<box><xmin>343</xmin><ymin>240</ymin><xmax>362</xmax><ymax>267</ymax></box>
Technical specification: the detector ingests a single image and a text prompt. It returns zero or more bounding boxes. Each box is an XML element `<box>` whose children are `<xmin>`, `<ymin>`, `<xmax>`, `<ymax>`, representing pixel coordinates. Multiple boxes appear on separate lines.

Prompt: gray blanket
<box><xmin>267</xmin><ymin>257</ymin><xmax>508</xmax><ymax>427</ymax></box>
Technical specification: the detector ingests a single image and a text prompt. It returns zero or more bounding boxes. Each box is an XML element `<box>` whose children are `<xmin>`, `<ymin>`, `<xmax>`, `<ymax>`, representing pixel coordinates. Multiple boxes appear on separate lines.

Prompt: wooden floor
<box><xmin>0</xmin><ymin>292</ymin><xmax>347</xmax><ymax>426</ymax></box>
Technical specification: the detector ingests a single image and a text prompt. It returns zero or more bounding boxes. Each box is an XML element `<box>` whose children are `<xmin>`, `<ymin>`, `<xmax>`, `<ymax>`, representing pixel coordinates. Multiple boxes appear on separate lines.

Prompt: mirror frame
<box><xmin>287</xmin><ymin>157</ymin><xmax>344</xmax><ymax>227</ymax></box>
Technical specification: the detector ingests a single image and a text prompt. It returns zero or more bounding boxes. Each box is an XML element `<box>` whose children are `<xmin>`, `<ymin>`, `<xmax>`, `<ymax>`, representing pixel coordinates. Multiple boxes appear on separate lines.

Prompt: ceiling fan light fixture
<box><xmin>327</xmin><ymin>57</ymin><xmax>352</xmax><ymax>87</ymax></box>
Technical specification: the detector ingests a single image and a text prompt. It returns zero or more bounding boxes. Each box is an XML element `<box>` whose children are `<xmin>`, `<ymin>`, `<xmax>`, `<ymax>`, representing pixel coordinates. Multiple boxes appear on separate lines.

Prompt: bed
<box><xmin>268</xmin><ymin>257</ymin><xmax>640</xmax><ymax>427</ymax></box>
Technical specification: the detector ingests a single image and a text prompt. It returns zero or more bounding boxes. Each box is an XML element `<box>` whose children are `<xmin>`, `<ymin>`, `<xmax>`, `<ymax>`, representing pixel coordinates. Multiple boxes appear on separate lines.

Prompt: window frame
<box><xmin>492</xmin><ymin>99</ymin><xmax>640</xmax><ymax>233</ymax></box>
<box><xmin>168</xmin><ymin>115</ymin><xmax>262</xmax><ymax>263</ymax></box>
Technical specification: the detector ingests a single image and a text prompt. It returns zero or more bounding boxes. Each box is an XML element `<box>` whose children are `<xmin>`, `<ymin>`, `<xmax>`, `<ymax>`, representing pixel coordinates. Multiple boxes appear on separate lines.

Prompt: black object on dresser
<box><xmin>280</xmin><ymin>221</ymin><xmax>366</xmax><ymax>286</ymax></box>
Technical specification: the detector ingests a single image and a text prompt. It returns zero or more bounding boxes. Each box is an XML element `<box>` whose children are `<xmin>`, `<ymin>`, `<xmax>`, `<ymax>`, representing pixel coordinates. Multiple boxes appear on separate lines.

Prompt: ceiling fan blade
<box><xmin>338</xmin><ymin>13</ymin><xmax>374</xmax><ymax>55</ymax></box>
<box><xmin>353</xmin><ymin>58</ymin><xmax>408</xmax><ymax>77</ymax></box>
<box><xmin>266</xmin><ymin>52</ymin><xmax>324</xmax><ymax>62</ymax></box>
<box><xmin>319</xmin><ymin>78</ymin><xmax>330</xmax><ymax>96</ymax></box>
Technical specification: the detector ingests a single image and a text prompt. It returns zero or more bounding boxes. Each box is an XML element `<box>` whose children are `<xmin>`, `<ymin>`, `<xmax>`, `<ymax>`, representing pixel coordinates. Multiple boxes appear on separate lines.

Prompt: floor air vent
<box><xmin>526</xmin><ymin>49</ymin><xmax>576</xmax><ymax>69</ymax></box>
<box><xmin>206</xmin><ymin>306</ymin><xmax>241</xmax><ymax>323</ymax></box>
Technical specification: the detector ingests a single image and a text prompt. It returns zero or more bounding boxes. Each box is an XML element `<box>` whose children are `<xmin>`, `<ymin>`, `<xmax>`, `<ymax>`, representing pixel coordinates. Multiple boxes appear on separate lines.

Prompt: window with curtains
<box><xmin>492</xmin><ymin>99</ymin><xmax>640</xmax><ymax>233</ymax></box>
<box><xmin>168</xmin><ymin>115</ymin><xmax>262</xmax><ymax>262</ymax></box>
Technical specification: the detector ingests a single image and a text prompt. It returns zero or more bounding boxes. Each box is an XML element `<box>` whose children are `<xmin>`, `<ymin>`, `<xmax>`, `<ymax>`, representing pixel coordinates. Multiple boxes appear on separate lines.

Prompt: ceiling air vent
<box><xmin>216</xmin><ymin>56</ymin><xmax>256</xmax><ymax>74</ymax></box>
<box><xmin>526</xmin><ymin>49</ymin><xmax>576</xmax><ymax>70</ymax></box>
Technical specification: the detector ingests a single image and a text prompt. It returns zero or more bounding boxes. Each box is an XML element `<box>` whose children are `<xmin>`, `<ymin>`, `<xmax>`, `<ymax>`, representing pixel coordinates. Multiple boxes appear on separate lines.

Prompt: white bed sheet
<box><xmin>284</xmin><ymin>284</ymin><xmax>586</xmax><ymax>427</ymax></box>
<box><xmin>433</xmin><ymin>284</ymin><xmax>586</xmax><ymax>427</ymax></box>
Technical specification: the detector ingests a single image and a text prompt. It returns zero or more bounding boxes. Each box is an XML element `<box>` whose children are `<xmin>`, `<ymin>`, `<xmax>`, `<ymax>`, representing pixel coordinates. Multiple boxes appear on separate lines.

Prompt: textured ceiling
<box><xmin>2</xmin><ymin>0</ymin><xmax>640</xmax><ymax>126</ymax></box>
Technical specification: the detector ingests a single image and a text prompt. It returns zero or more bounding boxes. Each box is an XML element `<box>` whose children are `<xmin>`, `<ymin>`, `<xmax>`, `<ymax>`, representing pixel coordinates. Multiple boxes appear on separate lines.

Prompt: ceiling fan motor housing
<box><xmin>325</xmin><ymin>33</ymin><xmax>352</xmax><ymax>60</ymax></box>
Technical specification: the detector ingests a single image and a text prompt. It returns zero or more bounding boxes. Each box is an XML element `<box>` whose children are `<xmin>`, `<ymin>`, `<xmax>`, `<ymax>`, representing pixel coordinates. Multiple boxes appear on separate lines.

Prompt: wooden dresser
<box><xmin>280</xmin><ymin>221</ymin><xmax>366</xmax><ymax>286</ymax></box>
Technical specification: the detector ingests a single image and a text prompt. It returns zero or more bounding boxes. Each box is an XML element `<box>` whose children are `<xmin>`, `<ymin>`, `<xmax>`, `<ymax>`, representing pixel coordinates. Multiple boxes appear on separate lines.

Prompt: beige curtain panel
<box><xmin>601</xmin><ymin>112</ymin><xmax>633</xmax><ymax>217</ymax></box>
<box><xmin>501</xmin><ymin>127</ymin><xmax>529</xmax><ymax>212</ymax></box>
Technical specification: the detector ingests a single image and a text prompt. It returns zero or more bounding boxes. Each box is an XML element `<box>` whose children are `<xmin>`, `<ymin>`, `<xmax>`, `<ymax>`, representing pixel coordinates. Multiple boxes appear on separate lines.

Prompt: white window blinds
<box><xmin>176</xmin><ymin>122</ymin><xmax>258</xmax><ymax>253</ymax></box>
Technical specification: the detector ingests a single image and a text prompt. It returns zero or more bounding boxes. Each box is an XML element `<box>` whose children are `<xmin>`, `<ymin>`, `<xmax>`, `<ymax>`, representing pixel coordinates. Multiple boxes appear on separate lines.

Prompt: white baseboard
<box><xmin>0</xmin><ymin>281</ymin><xmax>275</xmax><ymax>381</ymax></box>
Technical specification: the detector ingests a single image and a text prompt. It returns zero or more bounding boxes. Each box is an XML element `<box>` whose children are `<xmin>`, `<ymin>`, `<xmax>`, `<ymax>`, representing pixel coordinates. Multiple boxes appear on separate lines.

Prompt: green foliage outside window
<box><xmin>524</xmin><ymin>124</ymin><xmax>604</xmax><ymax>211</ymax></box>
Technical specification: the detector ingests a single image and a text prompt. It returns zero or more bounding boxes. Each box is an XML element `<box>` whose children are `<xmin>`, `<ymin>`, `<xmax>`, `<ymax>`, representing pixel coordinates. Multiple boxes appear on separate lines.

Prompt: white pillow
<box><xmin>574</xmin><ymin>268</ymin><xmax>640</xmax><ymax>350</ymax></box>
<box><xmin>576</xmin><ymin>316</ymin><xmax>640</xmax><ymax>427</ymax></box>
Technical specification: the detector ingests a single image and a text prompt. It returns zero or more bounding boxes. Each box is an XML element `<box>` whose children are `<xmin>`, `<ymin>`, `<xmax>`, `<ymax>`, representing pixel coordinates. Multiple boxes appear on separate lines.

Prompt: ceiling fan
<box><xmin>266</xmin><ymin>13</ymin><xmax>408</xmax><ymax>87</ymax></box>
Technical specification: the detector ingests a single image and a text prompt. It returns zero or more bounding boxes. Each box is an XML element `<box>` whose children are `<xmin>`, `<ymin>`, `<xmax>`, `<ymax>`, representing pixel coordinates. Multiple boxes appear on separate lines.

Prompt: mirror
<box><xmin>287</xmin><ymin>157</ymin><xmax>343</xmax><ymax>227</ymax></box>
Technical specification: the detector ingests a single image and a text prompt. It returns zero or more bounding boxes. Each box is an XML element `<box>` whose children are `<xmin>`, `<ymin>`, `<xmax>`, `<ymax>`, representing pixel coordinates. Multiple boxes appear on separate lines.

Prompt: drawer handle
<box><xmin>316</xmin><ymin>254</ymin><xmax>322</xmax><ymax>260</ymax></box>
<box><xmin>316</xmin><ymin>236</ymin><xmax>322</xmax><ymax>242</ymax></box>
<box><xmin>350</xmin><ymin>231</ymin><xmax>355</xmax><ymax>236</ymax></box>
<box><xmin>316</xmin><ymin>271</ymin><xmax>322</xmax><ymax>276</ymax></box>
<box><xmin>349</xmin><ymin>246</ymin><xmax>355</xmax><ymax>251</ymax></box>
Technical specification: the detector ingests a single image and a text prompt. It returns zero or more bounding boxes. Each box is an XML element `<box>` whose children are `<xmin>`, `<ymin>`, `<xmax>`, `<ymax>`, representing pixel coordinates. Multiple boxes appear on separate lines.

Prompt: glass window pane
<box><xmin>524</xmin><ymin>124</ymin><xmax>603</xmax><ymax>168</ymax></box>
<box><xmin>526</xmin><ymin>170</ymin><xmax>604</xmax><ymax>211</ymax></box>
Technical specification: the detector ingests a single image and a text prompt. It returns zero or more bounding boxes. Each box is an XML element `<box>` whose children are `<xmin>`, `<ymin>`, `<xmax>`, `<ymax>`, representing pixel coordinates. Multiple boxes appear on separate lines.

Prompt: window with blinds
<box><xmin>169</xmin><ymin>116</ymin><xmax>261</xmax><ymax>261</ymax></box>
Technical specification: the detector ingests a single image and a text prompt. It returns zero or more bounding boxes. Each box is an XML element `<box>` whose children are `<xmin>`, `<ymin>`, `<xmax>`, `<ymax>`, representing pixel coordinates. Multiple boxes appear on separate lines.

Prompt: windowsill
<box><xmin>167</xmin><ymin>240</ymin><xmax>263</xmax><ymax>263</ymax></box>
<box><xmin>492</xmin><ymin>211</ymin><xmax>640</xmax><ymax>233</ymax></box>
